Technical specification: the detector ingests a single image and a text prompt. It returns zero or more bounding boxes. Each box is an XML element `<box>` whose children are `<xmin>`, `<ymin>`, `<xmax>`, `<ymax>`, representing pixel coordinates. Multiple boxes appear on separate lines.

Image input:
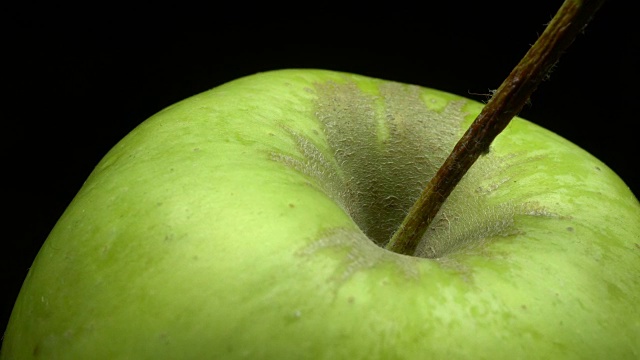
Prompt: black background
<box><xmin>3</xmin><ymin>2</ymin><xmax>638</xmax><ymax>338</ymax></box>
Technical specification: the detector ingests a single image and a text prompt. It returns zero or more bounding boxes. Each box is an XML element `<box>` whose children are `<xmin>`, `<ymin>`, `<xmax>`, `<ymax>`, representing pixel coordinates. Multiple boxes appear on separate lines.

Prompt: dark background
<box><xmin>3</xmin><ymin>2</ymin><xmax>638</xmax><ymax>339</ymax></box>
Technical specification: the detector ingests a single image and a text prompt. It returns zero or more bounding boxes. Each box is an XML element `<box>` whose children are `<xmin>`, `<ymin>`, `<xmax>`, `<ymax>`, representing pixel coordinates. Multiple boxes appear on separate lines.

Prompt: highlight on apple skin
<box><xmin>2</xmin><ymin>69</ymin><xmax>639</xmax><ymax>359</ymax></box>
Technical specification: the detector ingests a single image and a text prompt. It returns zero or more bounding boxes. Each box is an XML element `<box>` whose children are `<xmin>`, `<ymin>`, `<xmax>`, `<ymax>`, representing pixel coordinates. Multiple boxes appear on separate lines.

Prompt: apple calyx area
<box><xmin>385</xmin><ymin>0</ymin><xmax>607</xmax><ymax>256</ymax></box>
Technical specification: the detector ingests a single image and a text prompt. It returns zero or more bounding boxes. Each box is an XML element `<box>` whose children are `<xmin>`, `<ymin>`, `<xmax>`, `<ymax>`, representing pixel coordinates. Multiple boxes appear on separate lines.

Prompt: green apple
<box><xmin>2</xmin><ymin>69</ymin><xmax>639</xmax><ymax>359</ymax></box>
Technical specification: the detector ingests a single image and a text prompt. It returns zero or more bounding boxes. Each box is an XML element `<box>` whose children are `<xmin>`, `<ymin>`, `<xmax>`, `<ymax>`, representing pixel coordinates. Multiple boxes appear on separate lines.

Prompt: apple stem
<box><xmin>385</xmin><ymin>0</ymin><xmax>607</xmax><ymax>256</ymax></box>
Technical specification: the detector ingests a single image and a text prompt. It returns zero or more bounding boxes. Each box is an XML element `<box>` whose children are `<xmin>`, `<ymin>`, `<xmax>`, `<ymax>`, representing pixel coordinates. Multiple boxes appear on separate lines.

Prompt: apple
<box><xmin>1</xmin><ymin>68</ymin><xmax>639</xmax><ymax>359</ymax></box>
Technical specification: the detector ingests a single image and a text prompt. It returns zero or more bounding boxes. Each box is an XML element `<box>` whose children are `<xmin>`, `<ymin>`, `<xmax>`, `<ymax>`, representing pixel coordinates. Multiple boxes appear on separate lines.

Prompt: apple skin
<box><xmin>2</xmin><ymin>69</ymin><xmax>639</xmax><ymax>359</ymax></box>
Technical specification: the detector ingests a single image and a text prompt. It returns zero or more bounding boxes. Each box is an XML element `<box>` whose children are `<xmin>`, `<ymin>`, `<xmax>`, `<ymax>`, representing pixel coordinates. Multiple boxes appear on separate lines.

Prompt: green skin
<box><xmin>2</xmin><ymin>69</ymin><xmax>639</xmax><ymax>359</ymax></box>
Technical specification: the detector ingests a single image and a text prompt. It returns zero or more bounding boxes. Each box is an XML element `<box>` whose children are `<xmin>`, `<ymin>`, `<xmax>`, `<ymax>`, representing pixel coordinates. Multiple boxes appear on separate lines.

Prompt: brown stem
<box><xmin>386</xmin><ymin>0</ymin><xmax>607</xmax><ymax>256</ymax></box>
